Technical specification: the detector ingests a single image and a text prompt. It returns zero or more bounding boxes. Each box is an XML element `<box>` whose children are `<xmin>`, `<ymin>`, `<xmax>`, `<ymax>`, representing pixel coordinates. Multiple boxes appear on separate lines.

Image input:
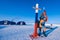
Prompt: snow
<box><xmin>0</xmin><ymin>24</ymin><xmax>60</xmax><ymax>40</ymax></box>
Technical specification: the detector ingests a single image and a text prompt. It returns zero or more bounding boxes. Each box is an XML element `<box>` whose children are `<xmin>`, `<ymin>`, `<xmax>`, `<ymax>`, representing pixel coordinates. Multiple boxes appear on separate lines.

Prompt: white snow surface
<box><xmin>0</xmin><ymin>24</ymin><xmax>60</xmax><ymax>40</ymax></box>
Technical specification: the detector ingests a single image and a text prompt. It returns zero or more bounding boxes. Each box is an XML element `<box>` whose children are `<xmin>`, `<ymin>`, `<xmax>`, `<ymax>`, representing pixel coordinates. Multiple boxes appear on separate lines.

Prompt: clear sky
<box><xmin>0</xmin><ymin>0</ymin><xmax>60</xmax><ymax>24</ymax></box>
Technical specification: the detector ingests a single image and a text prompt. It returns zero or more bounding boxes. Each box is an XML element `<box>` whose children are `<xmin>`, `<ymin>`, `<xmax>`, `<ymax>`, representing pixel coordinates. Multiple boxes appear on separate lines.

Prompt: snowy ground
<box><xmin>0</xmin><ymin>24</ymin><xmax>60</xmax><ymax>40</ymax></box>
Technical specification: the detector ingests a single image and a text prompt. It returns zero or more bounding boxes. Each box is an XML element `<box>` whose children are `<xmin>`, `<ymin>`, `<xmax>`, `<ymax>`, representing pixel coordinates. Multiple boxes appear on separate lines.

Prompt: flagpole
<box><xmin>31</xmin><ymin>3</ymin><xmax>41</xmax><ymax>38</ymax></box>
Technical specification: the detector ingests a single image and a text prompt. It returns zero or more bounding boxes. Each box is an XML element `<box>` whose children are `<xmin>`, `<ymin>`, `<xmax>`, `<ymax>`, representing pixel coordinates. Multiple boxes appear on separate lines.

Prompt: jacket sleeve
<box><xmin>46</xmin><ymin>16</ymin><xmax>48</xmax><ymax>21</ymax></box>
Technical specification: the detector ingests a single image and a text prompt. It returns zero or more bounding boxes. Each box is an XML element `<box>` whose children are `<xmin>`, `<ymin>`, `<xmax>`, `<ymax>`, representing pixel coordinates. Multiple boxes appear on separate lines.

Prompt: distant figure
<box><xmin>51</xmin><ymin>24</ymin><xmax>53</xmax><ymax>26</ymax></box>
<box><xmin>50</xmin><ymin>24</ymin><xmax>53</xmax><ymax>29</ymax></box>
<box><xmin>38</xmin><ymin>10</ymin><xmax>48</xmax><ymax>37</ymax></box>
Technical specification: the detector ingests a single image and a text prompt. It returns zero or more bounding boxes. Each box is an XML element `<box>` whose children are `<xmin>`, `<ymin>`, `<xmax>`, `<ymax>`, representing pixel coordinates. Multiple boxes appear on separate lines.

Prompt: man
<box><xmin>38</xmin><ymin>10</ymin><xmax>48</xmax><ymax>37</ymax></box>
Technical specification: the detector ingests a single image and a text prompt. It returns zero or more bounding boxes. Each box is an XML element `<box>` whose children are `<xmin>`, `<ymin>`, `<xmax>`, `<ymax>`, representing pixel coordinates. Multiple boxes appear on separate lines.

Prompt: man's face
<box><xmin>43</xmin><ymin>12</ymin><xmax>46</xmax><ymax>16</ymax></box>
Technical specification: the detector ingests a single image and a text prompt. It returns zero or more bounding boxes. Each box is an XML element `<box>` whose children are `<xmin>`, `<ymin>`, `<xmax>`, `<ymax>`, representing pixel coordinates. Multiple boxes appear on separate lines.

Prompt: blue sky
<box><xmin>0</xmin><ymin>0</ymin><xmax>60</xmax><ymax>24</ymax></box>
